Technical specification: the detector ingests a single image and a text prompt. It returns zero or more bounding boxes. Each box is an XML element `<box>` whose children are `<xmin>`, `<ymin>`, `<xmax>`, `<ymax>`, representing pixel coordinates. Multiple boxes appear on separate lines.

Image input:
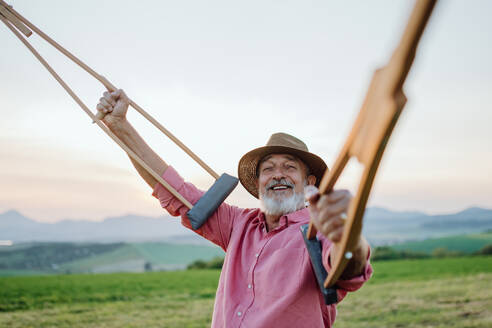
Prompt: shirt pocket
<box><xmin>254</xmin><ymin>247</ymin><xmax>306</xmax><ymax>299</ymax></box>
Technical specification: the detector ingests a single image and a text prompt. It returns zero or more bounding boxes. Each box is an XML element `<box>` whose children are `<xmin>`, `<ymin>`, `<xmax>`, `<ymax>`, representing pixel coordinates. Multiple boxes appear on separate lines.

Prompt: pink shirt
<box><xmin>153</xmin><ymin>166</ymin><xmax>372</xmax><ymax>327</ymax></box>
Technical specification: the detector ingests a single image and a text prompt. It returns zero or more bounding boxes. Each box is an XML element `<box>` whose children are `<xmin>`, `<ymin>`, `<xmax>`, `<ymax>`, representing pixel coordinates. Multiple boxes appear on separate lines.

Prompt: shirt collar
<box><xmin>252</xmin><ymin>207</ymin><xmax>310</xmax><ymax>227</ymax></box>
<box><xmin>286</xmin><ymin>207</ymin><xmax>310</xmax><ymax>223</ymax></box>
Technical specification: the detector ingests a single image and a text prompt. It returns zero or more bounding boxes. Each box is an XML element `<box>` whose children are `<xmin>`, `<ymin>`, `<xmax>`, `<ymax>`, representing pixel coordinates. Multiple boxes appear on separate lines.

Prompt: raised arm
<box><xmin>96</xmin><ymin>89</ymin><xmax>168</xmax><ymax>188</ymax></box>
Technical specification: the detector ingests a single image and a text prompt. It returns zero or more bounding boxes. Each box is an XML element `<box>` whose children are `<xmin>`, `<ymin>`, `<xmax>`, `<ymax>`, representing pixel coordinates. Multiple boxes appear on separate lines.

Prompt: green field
<box><xmin>0</xmin><ymin>256</ymin><xmax>491</xmax><ymax>327</ymax></box>
<box><xmin>392</xmin><ymin>232</ymin><xmax>492</xmax><ymax>254</ymax></box>
<box><xmin>61</xmin><ymin>242</ymin><xmax>224</xmax><ymax>273</ymax></box>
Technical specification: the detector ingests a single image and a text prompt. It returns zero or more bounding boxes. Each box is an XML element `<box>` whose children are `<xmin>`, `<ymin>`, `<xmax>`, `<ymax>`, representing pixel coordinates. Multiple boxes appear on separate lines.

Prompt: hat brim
<box><xmin>238</xmin><ymin>145</ymin><xmax>328</xmax><ymax>199</ymax></box>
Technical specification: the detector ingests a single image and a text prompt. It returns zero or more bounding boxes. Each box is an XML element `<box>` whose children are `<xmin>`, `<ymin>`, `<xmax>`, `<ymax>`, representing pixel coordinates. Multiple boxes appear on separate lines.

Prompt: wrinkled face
<box><xmin>257</xmin><ymin>154</ymin><xmax>316</xmax><ymax>215</ymax></box>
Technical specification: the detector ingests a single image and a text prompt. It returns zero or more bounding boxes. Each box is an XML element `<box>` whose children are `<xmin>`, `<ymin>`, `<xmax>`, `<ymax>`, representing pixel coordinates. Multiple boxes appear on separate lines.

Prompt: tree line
<box><xmin>187</xmin><ymin>243</ymin><xmax>492</xmax><ymax>269</ymax></box>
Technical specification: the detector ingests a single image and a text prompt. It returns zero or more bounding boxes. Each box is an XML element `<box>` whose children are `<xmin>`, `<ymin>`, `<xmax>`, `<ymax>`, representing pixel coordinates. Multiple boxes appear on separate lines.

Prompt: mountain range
<box><xmin>0</xmin><ymin>210</ymin><xmax>197</xmax><ymax>244</ymax></box>
<box><xmin>1</xmin><ymin>207</ymin><xmax>492</xmax><ymax>245</ymax></box>
<box><xmin>363</xmin><ymin>206</ymin><xmax>492</xmax><ymax>244</ymax></box>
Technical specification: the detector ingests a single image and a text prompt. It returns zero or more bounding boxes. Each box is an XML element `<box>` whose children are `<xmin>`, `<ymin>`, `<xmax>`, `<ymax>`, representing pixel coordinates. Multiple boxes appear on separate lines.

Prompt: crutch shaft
<box><xmin>125</xmin><ymin>100</ymin><xmax>220</xmax><ymax>180</ymax></box>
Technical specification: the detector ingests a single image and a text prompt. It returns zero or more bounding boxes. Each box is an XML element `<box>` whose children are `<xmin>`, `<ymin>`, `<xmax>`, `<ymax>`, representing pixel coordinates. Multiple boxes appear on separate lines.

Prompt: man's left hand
<box><xmin>305</xmin><ymin>185</ymin><xmax>369</xmax><ymax>279</ymax></box>
<box><xmin>305</xmin><ymin>186</ymin><xmax>351</xmax><ymax>242</ymax></box>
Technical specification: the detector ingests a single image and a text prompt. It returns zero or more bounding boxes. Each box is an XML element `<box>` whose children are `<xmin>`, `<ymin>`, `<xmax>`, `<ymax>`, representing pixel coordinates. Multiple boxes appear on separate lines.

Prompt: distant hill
<box><xmin>1</xmin><ymin>206</ymin><xmax>492</xmax><ymax>245</ymax></box>
<box><xmin>391</xmin><ymin>232</ymin><xmax>492</xmax><ymax>254</ymax></box>
<box><xmin>0</xmin><ymin>241</ymin><xmax>225</xmax><ymax>274</ymax></box>
<box><xmin>0</xmin><ymin>210</ymin><xmax>196</xmax><ymax>243</ymax></box>
<box><xmin>363</xmin><ymin>206</ymin><xmax>492</xmax><ymax>245</ymax></box>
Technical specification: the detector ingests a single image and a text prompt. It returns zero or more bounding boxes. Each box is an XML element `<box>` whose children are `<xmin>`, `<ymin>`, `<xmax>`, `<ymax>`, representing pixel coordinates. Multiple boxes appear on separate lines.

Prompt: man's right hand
<box><xmin>96</xmin><ymin>89</ymin><xmax>129</xmax><ymax>126</ymax></box>
<box><xmin>95</xmin><ymin>88</ymin><xmax>169</xmax><ymax>188</ymax></box>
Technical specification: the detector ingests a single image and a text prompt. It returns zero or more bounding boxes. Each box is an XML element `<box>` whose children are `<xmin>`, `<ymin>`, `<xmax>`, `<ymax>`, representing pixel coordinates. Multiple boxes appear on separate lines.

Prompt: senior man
<box><xmin>96</xmin><ymin>90</ymin><xmax>372</xmax><ymax>327</ymax></box>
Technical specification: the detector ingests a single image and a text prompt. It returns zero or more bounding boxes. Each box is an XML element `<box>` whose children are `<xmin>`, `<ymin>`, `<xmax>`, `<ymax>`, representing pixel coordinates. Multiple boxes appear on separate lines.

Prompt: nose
<box><xmin>271</xmin><ymin>167</ymin><xmax>286</xmax><ymax>181</ymax></box>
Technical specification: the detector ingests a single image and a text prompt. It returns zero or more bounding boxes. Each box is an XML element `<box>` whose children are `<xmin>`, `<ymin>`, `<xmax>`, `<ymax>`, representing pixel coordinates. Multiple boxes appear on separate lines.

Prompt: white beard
<box><xmin>259</xmin><ymin>180</ymin><xmax>307</xmax><ymax>216</ymax></box>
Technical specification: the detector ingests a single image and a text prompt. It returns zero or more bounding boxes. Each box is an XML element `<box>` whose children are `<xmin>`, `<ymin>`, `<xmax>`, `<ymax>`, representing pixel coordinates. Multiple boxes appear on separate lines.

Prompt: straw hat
<box><xmin>238</xmin><ymin>132</ymin><xmax>328</xmax><ymax>199</ymax></box>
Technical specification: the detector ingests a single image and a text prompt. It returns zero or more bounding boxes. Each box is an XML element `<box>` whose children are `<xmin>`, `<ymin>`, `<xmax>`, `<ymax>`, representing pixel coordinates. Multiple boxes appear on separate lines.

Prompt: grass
<box><xmin>391</xmin><ymin>232</ymin><xmax>492</xmax><ymax>254</ymax></box>
<box><xmin>0</xmin><ymin>270</ymin><xmax>220</xmax><ymax>312</ymax></box>
<box><xmin>335</xmin><ymin>256</ymin><xmax>492</xmax><ymax>327</ymax></box>
<box><xmin>0</xmin><ymin>256</ymin><xmax>490</xmax><ymax>327</ymax></box>
<box><xmin>337</xmin><ymin>274</ymin><xmax>492</xmax><ymax>328</ymax></box>
<box><xmin>368</xmin><ymin>256</ymin><xmax>492</xmax><ymax>282</ymax></box>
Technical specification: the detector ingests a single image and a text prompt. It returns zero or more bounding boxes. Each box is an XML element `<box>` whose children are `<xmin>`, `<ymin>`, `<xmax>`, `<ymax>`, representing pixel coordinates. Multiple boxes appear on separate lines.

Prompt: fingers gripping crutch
<box><xmin>0</xmin><ymin>1</ymin><xmax>238</xmax><ymax>228</ymax></box>
<box><xmin>300</xmin><ymin>0</ymin><xmax>437</xmax><ymax>304</ymax></box>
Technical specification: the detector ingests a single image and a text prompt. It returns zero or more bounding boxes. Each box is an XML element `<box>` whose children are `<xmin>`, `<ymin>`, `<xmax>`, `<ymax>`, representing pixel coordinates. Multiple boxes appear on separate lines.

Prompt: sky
<box><xmin>1</xmin><ymin>0</ymin><xmax>491</xmax><ymax>222</ymax></box>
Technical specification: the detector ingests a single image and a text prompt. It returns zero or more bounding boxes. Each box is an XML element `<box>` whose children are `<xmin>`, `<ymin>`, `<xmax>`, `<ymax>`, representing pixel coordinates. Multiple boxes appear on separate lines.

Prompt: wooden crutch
<box><xmin>300</xmin><ymin>0</ymin><xmax>438</xmax><ymax>304</ymax></box>
<box><xmin>0</xmin><ymin>0</ymin><xmax>238</xmax><ymax>229</ymax></box>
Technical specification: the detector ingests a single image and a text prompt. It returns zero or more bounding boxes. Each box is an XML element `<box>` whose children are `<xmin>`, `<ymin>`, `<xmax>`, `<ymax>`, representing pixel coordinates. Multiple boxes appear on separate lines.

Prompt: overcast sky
<box><xmin>1</xmin><ymin>0</ymin><xmax>491</xmax><ymax>222</ymax></box>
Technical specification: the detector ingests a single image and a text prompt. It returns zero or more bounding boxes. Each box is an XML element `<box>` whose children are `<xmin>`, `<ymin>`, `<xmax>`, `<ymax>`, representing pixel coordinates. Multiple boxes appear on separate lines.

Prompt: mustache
<box><xmin>266</xmin><ymin>179</ymin><xmax>295</xmax><ymax>190</ymax></box>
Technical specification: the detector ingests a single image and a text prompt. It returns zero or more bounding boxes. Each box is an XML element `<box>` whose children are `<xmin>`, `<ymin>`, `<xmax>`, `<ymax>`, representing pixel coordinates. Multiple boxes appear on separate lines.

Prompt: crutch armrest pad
<box><xmin>187</xmin><ymin>173</ymin><xmax>239</xmax><ymax>230</ymax></box>
<box><xmin>300</xmin><ymin>224</ymin><xmax>338</xmax><ymax>305</ymax></box>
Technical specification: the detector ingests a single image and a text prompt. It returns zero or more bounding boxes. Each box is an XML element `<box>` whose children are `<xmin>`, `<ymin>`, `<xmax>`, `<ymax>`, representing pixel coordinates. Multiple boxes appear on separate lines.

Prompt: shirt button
<box><xmin>255</xmin><ymin>253</ymin><xmax>259</xmax><ymax>258</ymax></box>
<box><xmin>237</xmin><ymin>311</ymin><xmax>242</xmax><ymax>316</ymax></box>
<box><xmin>248</xmin><ymin>284</ymin><xmax>252</xmax><ymax>289</ymax></box>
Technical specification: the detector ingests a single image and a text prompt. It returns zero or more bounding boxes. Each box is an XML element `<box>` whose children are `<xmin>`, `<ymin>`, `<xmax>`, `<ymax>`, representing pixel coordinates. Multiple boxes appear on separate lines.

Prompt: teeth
<box><xmin>272</xmin><ymin>186</ymin><xmax>288</xmax><ymax>190</ymax></box>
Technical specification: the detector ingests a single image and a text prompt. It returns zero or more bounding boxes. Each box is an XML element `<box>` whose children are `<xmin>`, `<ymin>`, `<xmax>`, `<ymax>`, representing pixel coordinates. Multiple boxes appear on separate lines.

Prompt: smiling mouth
<box><xmin>269</xmin><ymin>185</ymin><xmax>293</xmax><ymax>191</ymax></box>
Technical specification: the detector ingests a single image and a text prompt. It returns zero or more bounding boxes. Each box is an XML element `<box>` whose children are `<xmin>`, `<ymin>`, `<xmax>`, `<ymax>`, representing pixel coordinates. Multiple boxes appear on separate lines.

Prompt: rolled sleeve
<box><xmin>152</xmin><ymin>165</ymin><xmax>239</xmax><ymax>251</ymax></box>
<box><xmin>152</xmin><ymin>166</ymin><xmax>203</xmax><ymax>217</ymax></box>
<box><xmin>321</xmin><ymin>239</ymin><xmax>373</xmax><ymax>302</ymax></box>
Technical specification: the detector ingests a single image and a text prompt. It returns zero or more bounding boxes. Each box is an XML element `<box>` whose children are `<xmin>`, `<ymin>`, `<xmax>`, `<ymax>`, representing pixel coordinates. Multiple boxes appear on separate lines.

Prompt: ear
<box><xmin>307</xmin><ymin>175</ymin><xmax>316</xmax><ymax>186</ymax></box>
